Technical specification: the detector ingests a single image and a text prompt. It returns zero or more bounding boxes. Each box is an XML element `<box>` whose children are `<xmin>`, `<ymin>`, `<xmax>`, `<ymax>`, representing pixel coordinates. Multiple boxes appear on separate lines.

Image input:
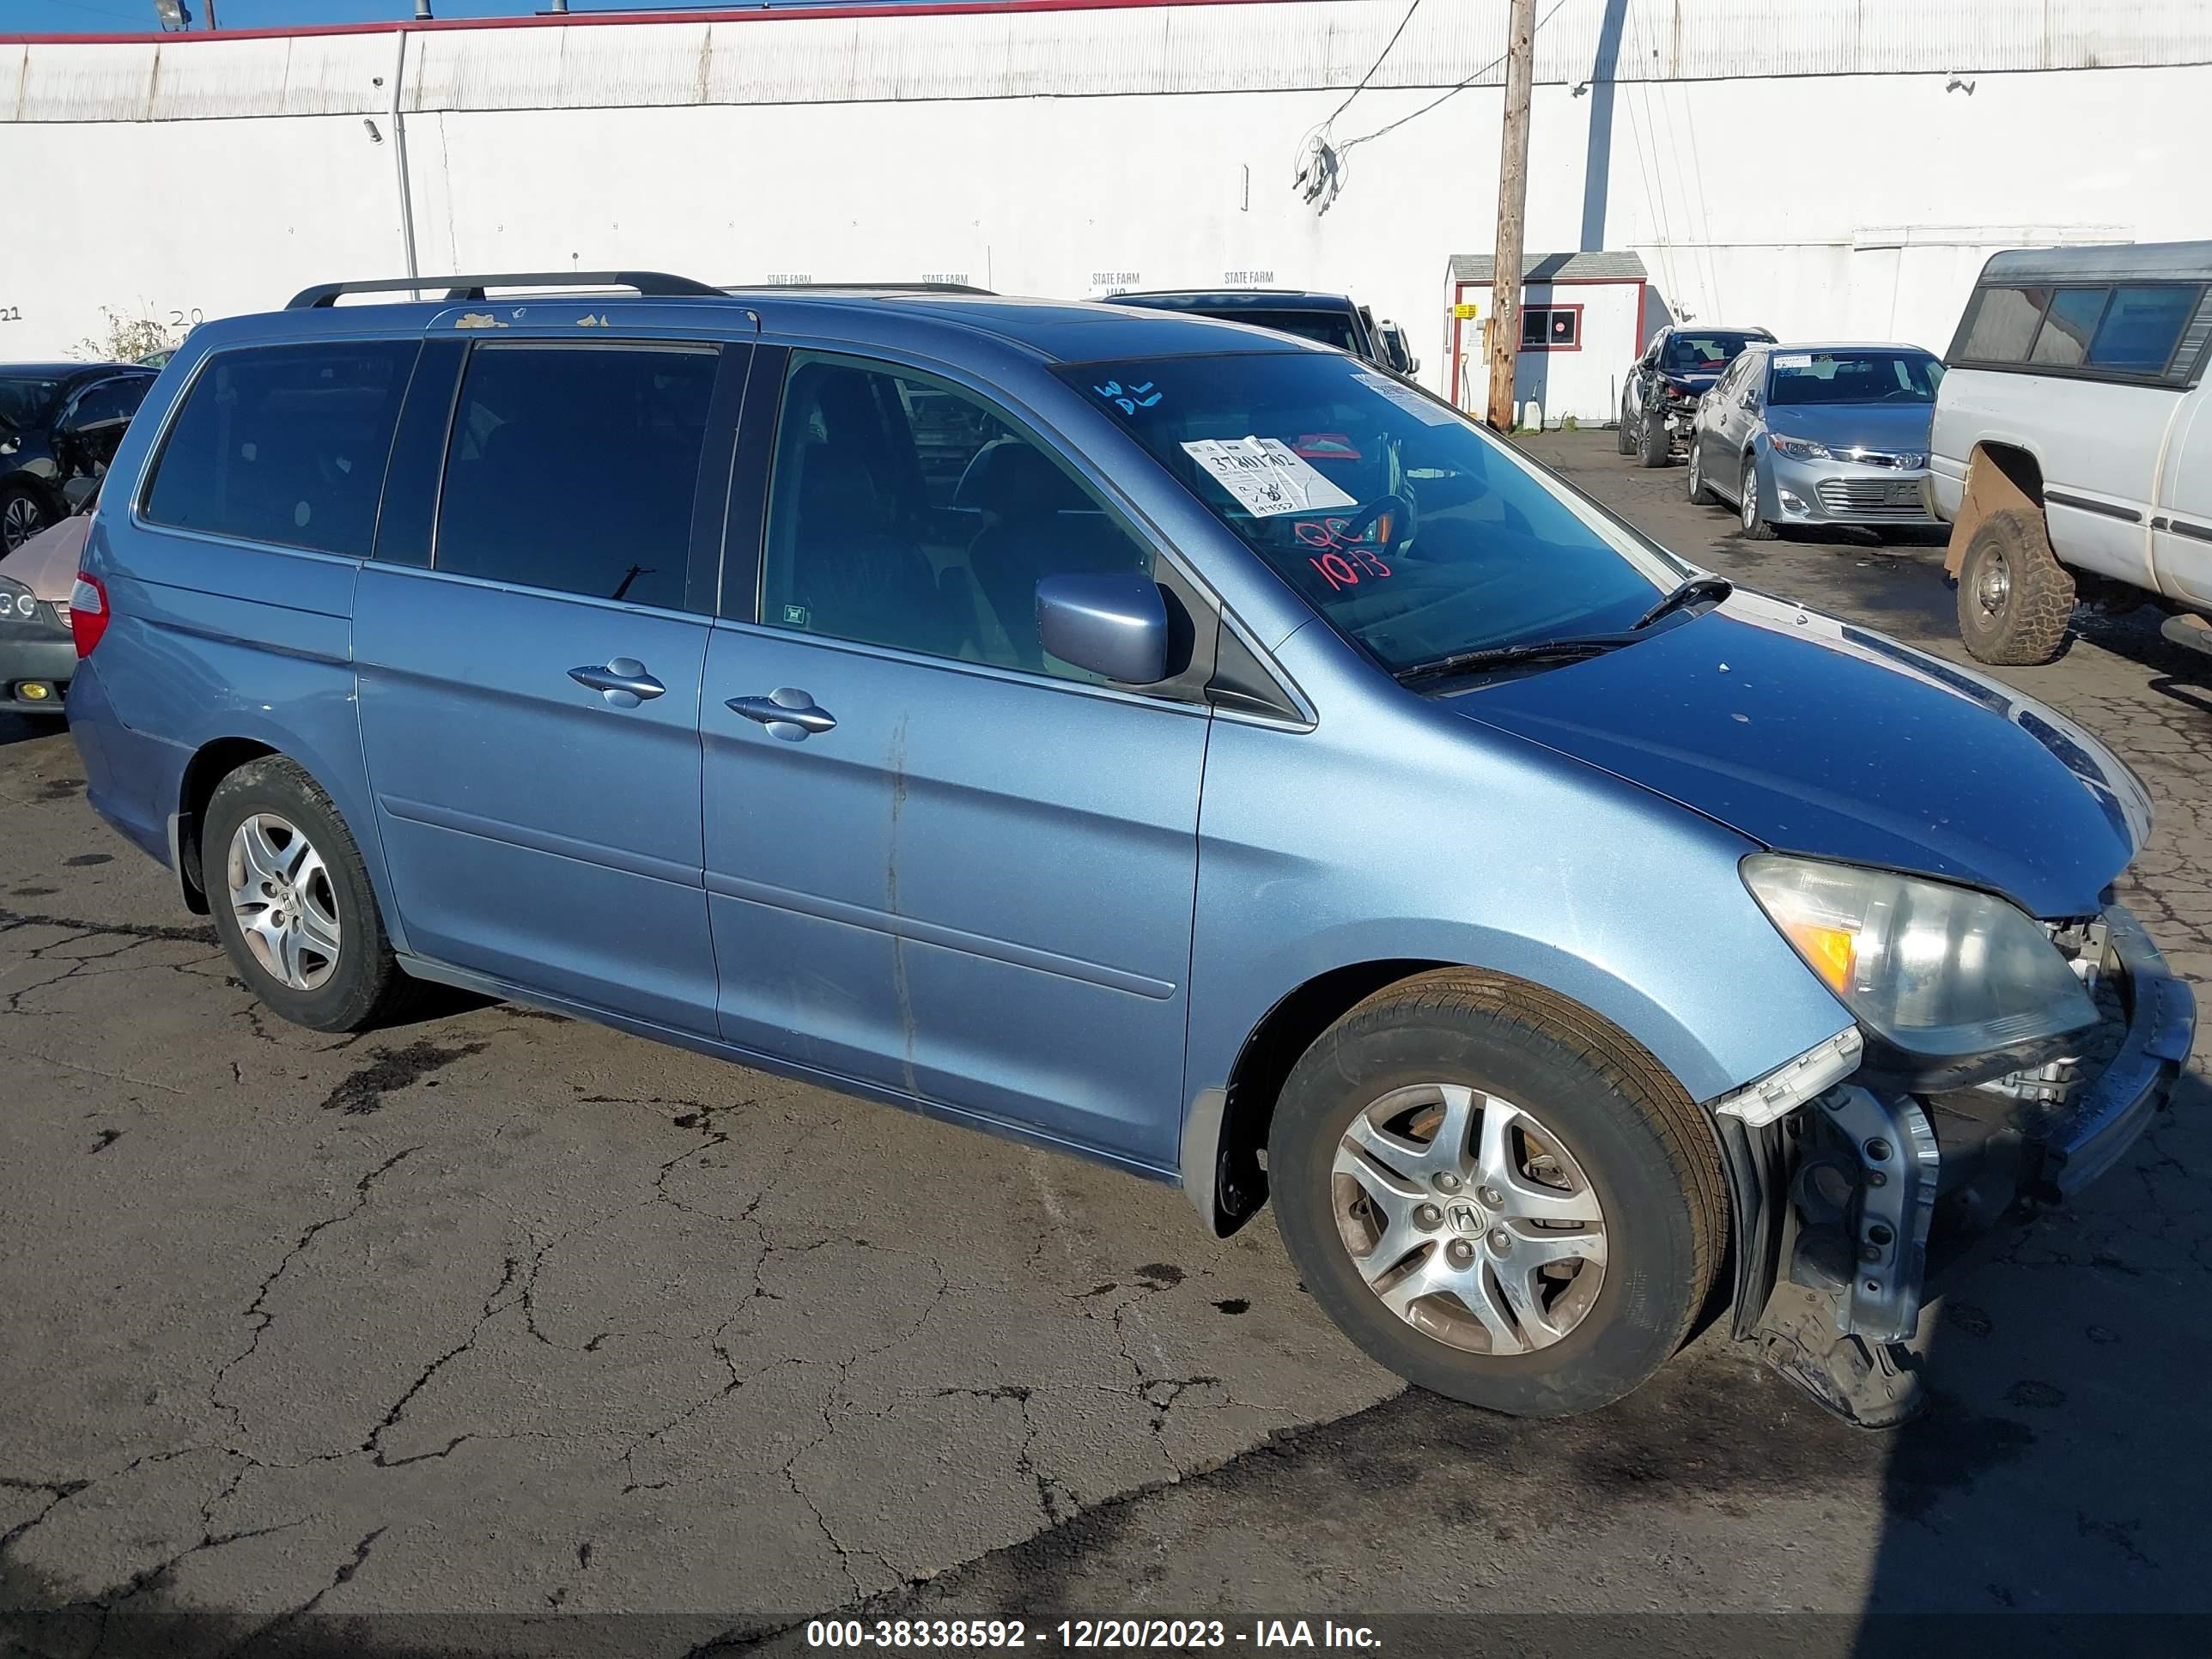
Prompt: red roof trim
<box><xmin>1</xmin><ymin>0</ymin><xmax>1282</xmax><ymax>49</ymax></box>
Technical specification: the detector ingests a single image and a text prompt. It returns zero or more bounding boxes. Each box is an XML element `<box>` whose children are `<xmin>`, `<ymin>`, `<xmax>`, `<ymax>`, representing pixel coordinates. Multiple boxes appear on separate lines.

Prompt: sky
<box><xmin>4</xmin><ymin>0</ymin><xmax>941</xmax><ymax>33</ymax></box>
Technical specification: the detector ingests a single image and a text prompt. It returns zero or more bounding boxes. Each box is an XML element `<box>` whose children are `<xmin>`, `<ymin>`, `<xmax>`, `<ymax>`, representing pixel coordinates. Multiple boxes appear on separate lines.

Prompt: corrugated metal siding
<box><xmin>5</xmin><ymin>32</ymin><xmax>390</xmax><ymax>121</ymax></box>
<box><xmin>9</xmin><ymin>0</ymin><xmax>2212</xmax><ymax>124</ymax></box>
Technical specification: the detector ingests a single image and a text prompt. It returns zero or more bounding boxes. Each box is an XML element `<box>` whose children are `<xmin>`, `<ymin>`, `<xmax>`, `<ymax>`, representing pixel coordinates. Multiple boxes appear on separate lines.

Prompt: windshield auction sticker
<box><xmin>1181</xmin><ymin>436</ymin><xmax>1357</xmax><ymax>517</ymax></box>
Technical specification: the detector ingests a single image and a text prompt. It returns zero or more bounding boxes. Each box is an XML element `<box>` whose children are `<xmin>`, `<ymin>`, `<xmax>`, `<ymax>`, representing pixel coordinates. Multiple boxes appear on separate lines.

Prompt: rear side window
<box><xmin>143</xmin><ymin>343</ymin><xmax>415</xmax><ymax>556</ymax></box>
<box><xmin>2029</xmin><ymin>288</ymin><xmax>2106</xmax><ymax>368</ymax></box>
<box><xmin>1955</xmin><ymin>280</ymin><xmax>2207</xmax><ymax>379</ymax></box>
<box><xmin>434</xmin><ymin>343</ymin><xmax>718</xmax><ymax>611</ymax></box>
<box><xmin>1956</xmin><ymin>286</ymin><xmax>2050</xmax><ymax>362</ymax></box>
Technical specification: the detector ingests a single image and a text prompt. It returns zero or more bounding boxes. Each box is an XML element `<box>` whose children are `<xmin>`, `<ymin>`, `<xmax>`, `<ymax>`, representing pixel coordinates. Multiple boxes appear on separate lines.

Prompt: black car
<box><xmin>0</xmin><ymin>362</ymin><xmax>158</xmax><ymax>552</ymax></box>
<box><xmin>1618</xmin><ymin>325</ymin><xmax>1774</xmax><ymax>467</ymax></box>
<box><xmin>1097</xmin><ymin>289</ymin><xmax>1394</xmax><ymax>368</ymax></box>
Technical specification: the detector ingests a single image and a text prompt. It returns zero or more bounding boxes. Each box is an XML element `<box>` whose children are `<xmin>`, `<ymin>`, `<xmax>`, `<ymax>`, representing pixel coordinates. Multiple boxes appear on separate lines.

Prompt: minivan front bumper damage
<box><xmin>1713</xmin><ymin>903</ymin><xmax>2194</xmax><ymax>1427</ymax></box>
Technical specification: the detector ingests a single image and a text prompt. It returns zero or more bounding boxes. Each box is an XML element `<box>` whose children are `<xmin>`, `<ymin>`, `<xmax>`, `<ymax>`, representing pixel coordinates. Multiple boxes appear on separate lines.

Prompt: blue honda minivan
<box><xmin>67</xmin><ymin>273</ymin><xmax>2193</xmax><ymax>1425</ymax></box>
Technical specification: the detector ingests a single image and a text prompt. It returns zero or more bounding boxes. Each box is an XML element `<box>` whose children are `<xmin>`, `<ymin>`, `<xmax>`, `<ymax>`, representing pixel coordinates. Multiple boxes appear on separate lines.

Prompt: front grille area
<box><xmin>1816</xmin><ymin>477</ymin><xmax>1927</xmax><ymax>517</ymax></box>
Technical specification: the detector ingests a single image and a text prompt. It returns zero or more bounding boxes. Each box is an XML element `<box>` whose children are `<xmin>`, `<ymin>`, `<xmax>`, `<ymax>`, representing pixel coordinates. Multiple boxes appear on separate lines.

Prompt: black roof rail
<box><xmin>720</xmin><ymin>282</ymin><xmax>998</xmax><ymax>296</ymax></box>
<box><xmin>286</xmin><ymin>271</ymin><xmax>724</xmax><ymax>309</ymax></box>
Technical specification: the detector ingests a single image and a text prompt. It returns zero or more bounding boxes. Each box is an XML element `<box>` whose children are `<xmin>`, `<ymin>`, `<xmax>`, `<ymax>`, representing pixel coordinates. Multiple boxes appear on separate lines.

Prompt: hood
<box><xmin>1661</xmin><ymin>370</ymin><xmax>1720</xmax><ymax>394</ymax></box>
<box><xmin>0</xmin><ymin>513</ymin><xmax>88</xmax><ymax>603</ymax></box>
<box><xmin>1765</xmin><ymin>401</ymin><xmax>1933</xmax><ymax>453</ymax></box>
<box><xmin>1449</xmin><ymin>592</ymin><xmax>2145</xmax><ymax>919</ymax></box>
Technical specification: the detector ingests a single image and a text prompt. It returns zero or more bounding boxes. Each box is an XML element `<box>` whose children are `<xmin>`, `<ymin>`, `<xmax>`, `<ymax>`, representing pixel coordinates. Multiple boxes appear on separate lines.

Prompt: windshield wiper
<box><xmin>1394</xmin><ymin>635</ymin><xmax>1633</xmax><ymax>687</ymax></box>
<box><xmin>1632</xmin><ymin>574</ymin><xmax>1732</xmax><ymax>631</ymax></box>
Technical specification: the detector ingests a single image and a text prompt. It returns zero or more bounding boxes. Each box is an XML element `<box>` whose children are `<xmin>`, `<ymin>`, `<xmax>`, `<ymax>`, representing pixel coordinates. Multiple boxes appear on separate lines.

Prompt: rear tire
<box><xmin>1</xmin><ymin>482</ymin><xmax>55</xmax><ymax>554</ymax></box>
<box><xmin>1956</xmin><ymin>507</ymin><xmax>2075</xmax><ymax>666</ymax></box>
<box><xmin>1614</xmin><ymin>406</ymin><xmax>1637</xmax><ymax>455</ymax></box>
<box><xmin>1686</xmin><ymin>438</ymin><xmax>1717</xmax><ymax>506</ymax></box>
<box><xmin>1268</xmin><ymin>970</ymin><xmax>1726</xmax><ymax>1418</ymax></box>
<box><xmin>1638</xmin><ymin>408</ymin><xmax>1672</xmax><ymax>468</ymax></box>
<box><xmin>203</xmin><ymin>757</ymin><xmax>419</xmax><ymax>1033</ymax></box>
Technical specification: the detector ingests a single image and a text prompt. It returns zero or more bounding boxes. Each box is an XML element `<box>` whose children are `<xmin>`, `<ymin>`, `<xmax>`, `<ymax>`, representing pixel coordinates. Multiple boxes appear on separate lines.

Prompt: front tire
<box><xmin>1614</xmin><ymin>404</ymin><xmax>1637</xmax><ymax>455</ymax></box>
<box><xmin>1268</xmin><ymin>971</ymin><xmax>1726</xmax><ymax>1418</ymax></box>
<box><xmin>1956</xmin><ymin>507</ymin><xmax>2075</xmax><ymax>665</ymax></box>
<box><xmin>1637</xmin><ymin>407</ymin><xmax>1672</xmax><ymax>468</ymax></box>
<box><xmin>204</xmin><ymin>757</ymin><xmax>417</xmax><ymax>1033</ymax></box>
<box><xmin>1738</xmin><ymin>454</ymin><xmax>1778</xmax><ymax>540</ymax></box>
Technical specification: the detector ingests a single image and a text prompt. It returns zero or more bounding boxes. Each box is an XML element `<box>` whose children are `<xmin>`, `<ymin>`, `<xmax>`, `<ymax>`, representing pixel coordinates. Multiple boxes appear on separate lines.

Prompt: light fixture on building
<box><xmin>153</xmin><ymin>0</ymin><xmax>190</xmax><ymax>29</ymax></box>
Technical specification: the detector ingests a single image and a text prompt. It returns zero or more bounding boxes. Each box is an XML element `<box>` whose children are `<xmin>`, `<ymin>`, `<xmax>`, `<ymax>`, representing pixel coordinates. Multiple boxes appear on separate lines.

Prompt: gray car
<box><xmin>1687</xmin><ymin>343</ymin><xmax>1944</xmax><ymax>538</ymax></box>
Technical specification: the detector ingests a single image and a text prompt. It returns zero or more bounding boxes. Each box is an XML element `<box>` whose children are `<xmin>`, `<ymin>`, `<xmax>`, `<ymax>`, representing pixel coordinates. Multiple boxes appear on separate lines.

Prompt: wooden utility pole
<box><xmin>1485</xmin><ymin>0</ymin><xmax>1539</xmax><ymax>432</ymax></box>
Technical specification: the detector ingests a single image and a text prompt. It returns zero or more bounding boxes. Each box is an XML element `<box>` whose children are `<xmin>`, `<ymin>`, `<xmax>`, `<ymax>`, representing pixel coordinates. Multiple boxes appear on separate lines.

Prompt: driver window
<box><xmin>759</xmin><ymin>354</ymin><xmax>1154</xmax><ymax>679</ymax></box>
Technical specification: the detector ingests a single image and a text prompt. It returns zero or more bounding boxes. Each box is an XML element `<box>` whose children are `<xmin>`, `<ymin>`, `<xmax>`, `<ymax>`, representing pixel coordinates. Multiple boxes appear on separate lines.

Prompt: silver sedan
<box><xmin>1686</xmin><ymin>343</ymin><xmax>1944</xmax><ymax>538</ymax></box>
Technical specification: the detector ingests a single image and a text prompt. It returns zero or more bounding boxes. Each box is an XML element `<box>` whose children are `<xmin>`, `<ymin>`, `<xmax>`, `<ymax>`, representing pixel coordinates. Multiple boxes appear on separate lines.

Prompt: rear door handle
<box><xmin>726</xmin><ymin>689</ymin><xmax>836</xmax><ymax>739</ymax></box>
<box><xmin>569</xmin><ymin>658</ymin><xmax>665</xmax><ymax>708</ymax></box>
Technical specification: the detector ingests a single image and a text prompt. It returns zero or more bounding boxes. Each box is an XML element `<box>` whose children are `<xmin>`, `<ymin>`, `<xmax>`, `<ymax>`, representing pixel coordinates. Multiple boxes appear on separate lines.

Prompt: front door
<box><xmin>700</xmin><ymin>349</ymin><xmax>1207</xmax><ymax>1169</ymax></box>
<box><xmin>356</xmin><ymin>335</ymin><xmax>745</xmax><ymax>1036</ymax></box>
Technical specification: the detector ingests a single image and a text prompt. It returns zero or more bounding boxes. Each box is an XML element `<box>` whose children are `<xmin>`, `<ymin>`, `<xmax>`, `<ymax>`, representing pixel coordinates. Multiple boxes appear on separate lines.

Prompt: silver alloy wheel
<box><xmin>1976</xmin><ymin>550</ymin><xmax>2013</xmax><ymax>618</ymax></box>
<box><xmin>1741</xmin><ymin>460</ymin><xmax>1759</xmax><ymax>528</ymax></box>
<box><xmin>1332</xmin><ymin>1084</ymin><xmax>1607</xmax><ymax>1355</ymax></box>
<box><xmin>226</xmin><ymin>812</ymin><xmax>342</xmax><ymax>992</ymax></box>
<box><xmin>2</xmin><ymin>495</ymin><xmax>41</xmax><ymax>552</ymax></box>
<box><xmin>1687</xmin><ymin>442</ymin><xmax>1703</xmax><ymax>495</ymax></box>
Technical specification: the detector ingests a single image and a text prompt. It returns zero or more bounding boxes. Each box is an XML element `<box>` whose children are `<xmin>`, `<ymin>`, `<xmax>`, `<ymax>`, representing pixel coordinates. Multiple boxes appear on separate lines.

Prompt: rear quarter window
<box><xmin>143</xmin><ymin>342</ymin><xmax>417</xmax><ymax>557</ymax></box>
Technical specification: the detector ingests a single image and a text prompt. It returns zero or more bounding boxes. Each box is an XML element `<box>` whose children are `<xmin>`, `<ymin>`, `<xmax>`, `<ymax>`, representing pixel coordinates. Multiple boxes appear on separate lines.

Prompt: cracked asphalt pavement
<box><xmin>3</xmin><ymin>432</ymin><xmax>2206</xmax><ymax>1656</ymax></box>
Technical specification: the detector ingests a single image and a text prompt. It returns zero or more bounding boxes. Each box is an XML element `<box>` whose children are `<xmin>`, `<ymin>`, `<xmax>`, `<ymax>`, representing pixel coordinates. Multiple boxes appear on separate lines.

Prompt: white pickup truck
<box><xmin>1929</xmin><ymin>240</ymin><xmax>2212</xmax><ymax>665</ymax></box>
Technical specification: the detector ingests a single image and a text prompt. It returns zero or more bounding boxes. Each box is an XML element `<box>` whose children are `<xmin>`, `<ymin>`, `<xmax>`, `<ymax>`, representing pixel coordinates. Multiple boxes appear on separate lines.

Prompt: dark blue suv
<box><xmin>65</xmin><ymin>273</ymin><xmax>2191</xmax><ymax>1425</ymax></box>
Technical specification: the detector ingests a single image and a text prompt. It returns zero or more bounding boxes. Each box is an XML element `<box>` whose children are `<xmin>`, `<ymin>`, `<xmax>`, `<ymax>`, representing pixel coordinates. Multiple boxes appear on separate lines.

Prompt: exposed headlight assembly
<box><xmin>1743</xmin><ymin>854</ymin><xmax>2095</xmax><ymax>1067</ymax></box>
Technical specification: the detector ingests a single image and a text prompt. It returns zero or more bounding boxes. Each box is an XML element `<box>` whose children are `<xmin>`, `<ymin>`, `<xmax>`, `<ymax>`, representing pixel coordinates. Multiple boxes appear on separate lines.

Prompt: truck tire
<box><xmin>1956</xmin><ymin>507</ymin><xmax>2075</xmax><ymax>666</ymax></box>
<box><xmin>1267</xmin><ymin>969</ymin><xmax>1726</xmax><ymax>1418</ymax></box>
<box><xmin>1638</xmin><ymin>408</ymin><xmax>1672</xmax><ymax>468</ymax></box>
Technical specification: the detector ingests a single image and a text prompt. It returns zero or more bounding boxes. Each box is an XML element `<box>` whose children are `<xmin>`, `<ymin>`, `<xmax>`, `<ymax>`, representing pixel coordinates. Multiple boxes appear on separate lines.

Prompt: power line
<box><xmin>1340</xmin><ymin>0</ymin><xmax>1572</xmax><ymax>156</ymax></box>
<box><xmin>1325</xmin><ymin>0</ymin><xmax>1425</xmax><ymax>127</ymax></box>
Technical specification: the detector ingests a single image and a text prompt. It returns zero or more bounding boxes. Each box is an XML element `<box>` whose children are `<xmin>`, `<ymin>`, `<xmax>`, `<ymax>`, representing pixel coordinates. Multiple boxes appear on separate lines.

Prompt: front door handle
<box><xmin>569</xmin><ymin>658</ymin><xmax>665</xmax><ymax>708</ymax></box>
<box><xmin>726</xmin><ymin>689</ymin><xmax>836</xmax><ymax>740</ymax></box>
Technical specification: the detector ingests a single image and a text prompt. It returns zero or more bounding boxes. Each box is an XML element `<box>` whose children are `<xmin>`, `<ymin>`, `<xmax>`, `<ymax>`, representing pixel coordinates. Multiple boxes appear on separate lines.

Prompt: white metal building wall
<box><xmin>4</xmin><ymin>0</ymin><xmax>2208</xmax><ymax>404</ymax></box>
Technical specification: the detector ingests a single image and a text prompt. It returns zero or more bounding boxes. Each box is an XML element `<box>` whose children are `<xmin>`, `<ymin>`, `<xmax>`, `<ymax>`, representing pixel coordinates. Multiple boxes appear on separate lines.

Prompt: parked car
<box><xmin>1686</xmin><ymin>342</ymin><xmax>1944</xmax><ymax>541</ymax></box>
<box><xmin>1618</xmin><ymin>324</ymin><xmax>1773</xmax><ymax>466</ymax></box>
<box><xmin>1372</xmin><ymin>319</ymin><xmax>1420</xmax><ymax>380</ymax></box>
<box><xmin>67</xmin><ymin>270</ymin><xmax>2189</xmax><ymax>1425</ymax></box>
<box><xmin>0</xmin><ymin>362</ymin><xmax>157</xmax><ymax>552</ymax></box>
<box><xmin>1097</xmin><ymin>289</ymin><xmax>1388</xmax><ymax>364</ymax></box>
<box><xmin>0</xmin><ymin>506</ymin><xmax>88</xmax><ymax>714</ymax></box>
<box><xmin>1929</xmin><ymin>240</ymin><xmax>2212</xmax><ymax>665</ymax></box>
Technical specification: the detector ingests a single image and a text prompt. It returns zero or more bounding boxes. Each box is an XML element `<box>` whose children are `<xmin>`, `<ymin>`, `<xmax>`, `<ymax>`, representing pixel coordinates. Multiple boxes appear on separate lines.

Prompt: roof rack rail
<box><xmin>720</xmin><ymin>281</ymin><xmax>998</xmax><ymax>296</ymax></box>
<box><xmin>286</xmin><ymin>271</ymin><xmax>724</xmax><ymax>309</ymax></box>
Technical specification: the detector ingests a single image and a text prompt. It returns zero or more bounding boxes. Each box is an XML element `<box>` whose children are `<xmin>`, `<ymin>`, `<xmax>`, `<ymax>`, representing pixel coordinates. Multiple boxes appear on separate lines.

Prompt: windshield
<box><xmin>1194</xmin><ymin>309</ymin><xmax>1362</xmax><ymax>354</ymax></box>
<box><xmin>0</xmin><ymin>376</ymin><xmax>63</xmax><ymax>429</ymax></box>
<box><xmin>1062</xmin><ymin>352</ymin><xmax>1687</xmax><ymax>672</ymax></box>
<box><xmin>1766</xmin><ymin>349</ymin><xmax>1942</xmax><ymax>406</ymax></box>
<box><xmin>1662</xmin><ymin>333</ymin><xmax>1761</xmax><ymax>374</ymax></box>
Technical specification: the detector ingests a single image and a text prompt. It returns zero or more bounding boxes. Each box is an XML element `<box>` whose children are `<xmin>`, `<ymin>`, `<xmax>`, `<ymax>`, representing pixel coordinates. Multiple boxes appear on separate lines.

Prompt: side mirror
<box><xmin>1036</xmin><ymin>570</ymin><xmax>1170</xmax><ymax>684</ymax></box>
